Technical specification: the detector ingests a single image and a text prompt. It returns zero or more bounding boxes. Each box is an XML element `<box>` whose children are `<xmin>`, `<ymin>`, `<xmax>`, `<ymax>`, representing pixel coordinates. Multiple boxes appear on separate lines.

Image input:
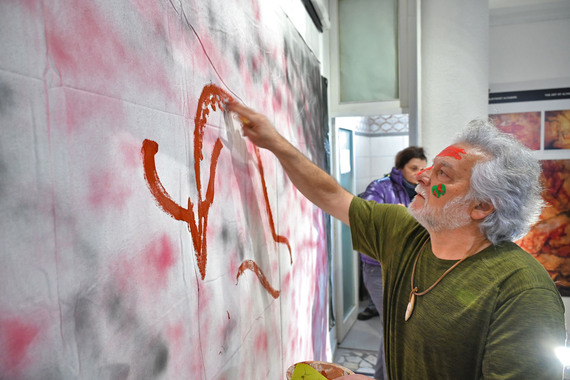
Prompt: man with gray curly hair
<box><xmin>228</xmin><ymin>101</ymin><xmax>566</xmax><ymax>380</ymax></box>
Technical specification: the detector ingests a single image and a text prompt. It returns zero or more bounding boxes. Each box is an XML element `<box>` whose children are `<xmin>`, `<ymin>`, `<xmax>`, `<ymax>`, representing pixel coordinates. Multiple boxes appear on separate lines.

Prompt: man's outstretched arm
<box><xmin>227</xmin><ymin>101</ymin><xmax>354</xmax><ymax>226</ymax></box>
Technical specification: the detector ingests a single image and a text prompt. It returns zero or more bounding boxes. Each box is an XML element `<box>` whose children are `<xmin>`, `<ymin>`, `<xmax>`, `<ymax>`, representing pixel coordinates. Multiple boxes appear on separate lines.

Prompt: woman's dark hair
<box><xmin>395</xmin><ymin>146</ymin><xmax>427</xmax><ymax>169</ymax></box>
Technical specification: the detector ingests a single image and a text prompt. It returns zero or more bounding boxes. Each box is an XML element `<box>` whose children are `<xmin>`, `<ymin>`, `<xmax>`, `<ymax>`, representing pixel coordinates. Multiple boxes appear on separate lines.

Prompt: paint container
<box><xmin>286</xmin><ymin>361</ymin><xmax>354</xmax><ymax>379</ymax></box>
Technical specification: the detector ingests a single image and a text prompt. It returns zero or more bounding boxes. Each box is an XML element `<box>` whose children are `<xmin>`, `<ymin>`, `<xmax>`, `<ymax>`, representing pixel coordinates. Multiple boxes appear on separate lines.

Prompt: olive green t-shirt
<box><xmin>350</xmin><ymin>197</ymin><xmax>566</xmax><ymax>380</ymax></box>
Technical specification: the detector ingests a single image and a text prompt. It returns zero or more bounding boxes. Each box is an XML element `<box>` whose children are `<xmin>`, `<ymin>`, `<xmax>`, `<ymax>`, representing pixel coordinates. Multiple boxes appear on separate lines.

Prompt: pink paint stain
<box><xmin>128</xmin><ymin>0</ymin><xmax>166</xmax><ymax>34</ymax></box>
<box><xmin>191</xmin><ymin>27</ymin><xmax>218</xmax><ymax>73</ymax></box>
<box><xmin>164</xmin><ymin>322</ymin><xmax>188</xmax><ymax>374</ymax></box>
<box><xmin>56</xmin><ymin>90</ymin><xmax>125</xmax><ymax>134</ymax></box>
<box><xmin>111</xmin><ymin>234</ymin><xmax>178</xmax><ymax>293</ymax></box>
<box><xmin>0</xmin><ymin>318</ymin><xmax>41</xmax><ymax>375</ymax></box>
<box><xmin>166</xmin><ymin>322</ymin><xmax>185</xmax><ymax>350</ymax></box>
<box><xmin>145</xmin><ymin>233</ymin><xmax>176</xmax><ymax>279</ymax></box>
<box><xmin>88</xmin><ymin>170</ymin><xmax>132</xmax><ymax>211</ymax></box>
<box><xmin>46</xmin><ymin>3</ymin><xmax>125</xmax><ymax>78</ymax></box>
<box><xmin>282</xmin><ymin>272</ymin><xmax>292</xmax><ymax>293</ymax></box>
<box><xmin>251</xmin><ymin>0</ymin><xmax>261</xmax><ymax>22</ymax></box>
<box><xmin>20</xmin><ymin>0</ymin><xmax>39</xmax><ymax>12</ymax></box>
<box><xmin>44</xmin><ymin>2</ymin><xmax>174</xmax><ymax>103</ymax></box>
<box><xmin>298</xmin><ymin>197</ymin><xmax>306</xmax><ymax>214</ymax></box>
<box><xmin>255</xmin><ymin>330</ymin><xmax>268</xmax><ymax>353</ymax></box>
<box><xmin>119</xmin><ymin>138</ymin><xmax>143</xmax><ymax>168</ymax></box>
<box><xmin>197</xmin><ymin>282</ymin><xmax>212</xmax><ymax>313</ymax></box>
<box><xmin>272</xmin><ymin>90</ymin><xmax>282</xmax><ymax>113</ymax></box>
<box><xmin>227</xmin><ymin>254</ymin><xmax>239</xmax><ymax>279</ymax></box>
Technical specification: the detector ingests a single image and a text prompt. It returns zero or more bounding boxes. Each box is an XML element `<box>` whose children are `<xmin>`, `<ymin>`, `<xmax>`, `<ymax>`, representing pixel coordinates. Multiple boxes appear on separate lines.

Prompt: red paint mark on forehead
<box><xmin>436</xmin><ymin>146</ymin><xmax>466</xmax><ymax>160</ymax></box>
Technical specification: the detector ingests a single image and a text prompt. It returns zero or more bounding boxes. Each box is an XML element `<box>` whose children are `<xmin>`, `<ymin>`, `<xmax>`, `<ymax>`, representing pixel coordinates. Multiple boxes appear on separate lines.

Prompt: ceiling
<box><xmin>489</xmin><ymin>0</ymin><xmax>565</xmax><ymax>9</ymax></box>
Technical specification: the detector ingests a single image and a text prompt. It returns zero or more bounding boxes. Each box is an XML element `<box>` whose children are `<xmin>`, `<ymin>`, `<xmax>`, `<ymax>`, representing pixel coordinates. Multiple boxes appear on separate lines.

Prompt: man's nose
<box><xmin>416</xmin><ymin>166</ymin><xmax>433</xmax><ymax>184</ymax></box>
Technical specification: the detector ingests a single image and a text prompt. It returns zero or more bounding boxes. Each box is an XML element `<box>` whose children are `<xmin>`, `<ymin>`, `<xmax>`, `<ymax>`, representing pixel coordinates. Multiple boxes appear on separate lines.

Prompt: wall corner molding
<box><xmin>490</xmin><ymin>1</ymin><xmax>570</xmax><ymax>26</ymax></box>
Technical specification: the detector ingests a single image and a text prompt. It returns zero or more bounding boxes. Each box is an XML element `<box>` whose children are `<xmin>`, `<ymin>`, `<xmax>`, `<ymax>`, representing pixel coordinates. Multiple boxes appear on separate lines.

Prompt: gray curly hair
<box><xmin>455</xmin><ymin>119</ymin><xmax>544</xmax><ymax>244</ymax></box>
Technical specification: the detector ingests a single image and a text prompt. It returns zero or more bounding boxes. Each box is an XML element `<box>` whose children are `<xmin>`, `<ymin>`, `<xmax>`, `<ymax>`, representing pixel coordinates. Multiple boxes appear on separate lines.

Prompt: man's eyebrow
<box><xmin>434</xmin><ymin>159</ymin><xmax>454</xmax><ymax>170</ymax></box>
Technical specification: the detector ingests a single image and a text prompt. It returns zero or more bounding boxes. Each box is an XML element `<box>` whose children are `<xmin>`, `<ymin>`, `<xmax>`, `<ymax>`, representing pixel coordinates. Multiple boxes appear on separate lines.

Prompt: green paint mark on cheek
<box><xmin>432</xmin><ymin>184</ymin><xmax>446</xmax><ymax>198</ymax></box>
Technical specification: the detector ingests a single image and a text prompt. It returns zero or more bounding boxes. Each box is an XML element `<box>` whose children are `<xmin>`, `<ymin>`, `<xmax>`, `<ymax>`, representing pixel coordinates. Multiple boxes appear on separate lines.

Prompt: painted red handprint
<box><xmin>142</xmin><ymin>84</ymin><xmax>290</xmax><ymax>298</ymax></box>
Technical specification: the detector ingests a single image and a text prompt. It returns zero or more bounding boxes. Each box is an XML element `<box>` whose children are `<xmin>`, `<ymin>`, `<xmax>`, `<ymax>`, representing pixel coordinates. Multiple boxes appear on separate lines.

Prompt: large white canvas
<box><xmin>0</xmin><ymin>1</ymin><xmax>329</xmax><ymax>378</ymax></box>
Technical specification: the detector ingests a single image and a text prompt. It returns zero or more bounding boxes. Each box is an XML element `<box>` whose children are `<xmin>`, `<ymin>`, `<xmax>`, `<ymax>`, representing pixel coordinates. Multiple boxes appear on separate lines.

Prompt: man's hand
<box><xmin>227</xmin><ymin>101</ymin><xmax>284</xmax><ymax>152</ymax></box>
<box><xmin>226</xmin><ymin>100</ymin><xmax>353</xmax><ymax>226</ymax></box>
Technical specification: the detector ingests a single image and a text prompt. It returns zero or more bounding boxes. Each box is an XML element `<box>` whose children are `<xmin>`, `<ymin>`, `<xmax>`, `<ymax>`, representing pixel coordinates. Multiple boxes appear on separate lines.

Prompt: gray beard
<box><xmin>408</xmin><ymin>191</ymin><xmax>472</xmax><ymax>232</ymax></box>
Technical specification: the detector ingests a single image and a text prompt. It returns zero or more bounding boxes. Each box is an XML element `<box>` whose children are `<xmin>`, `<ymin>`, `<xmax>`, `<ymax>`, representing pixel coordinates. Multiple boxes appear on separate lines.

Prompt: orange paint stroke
<box><xmin>437</xmin><ymin>146</ymin><xmax>466</xmax><ymax>160</ymax></box>
<box><xmin>236</xmin><ymin>259</ymin><xmax>280</xmax><ymax>299</ymax></box>
<box><xmin>416</xmin><ymin>166</ymin><xmax>433</xmax><ymax>177</ymax></box>
<box><xmin>142</xmin><ymin>83</ymin><xmax>292</xmax><ymax>299</ymax></box>
<box><xmin>142</xmin><ymin>84</ymin><xmax>232</xmax><ymax>280</ymax></box>
<box><xmin>253</xmin><ymin>146</ymin><xmax>293</xmax><ymax>264</ymax></box>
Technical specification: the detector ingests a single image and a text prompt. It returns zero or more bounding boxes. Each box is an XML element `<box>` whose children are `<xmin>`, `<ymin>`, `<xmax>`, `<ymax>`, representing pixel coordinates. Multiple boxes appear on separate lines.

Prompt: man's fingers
<box><xmin>227</xmin><ymin>101</ymin><xmax>255</xmax><ymax>119</ymax></box>
<box><xmin>227</xmin><ymin>101</ymin><xmax>257</xmax><ymax>127</ymax></box>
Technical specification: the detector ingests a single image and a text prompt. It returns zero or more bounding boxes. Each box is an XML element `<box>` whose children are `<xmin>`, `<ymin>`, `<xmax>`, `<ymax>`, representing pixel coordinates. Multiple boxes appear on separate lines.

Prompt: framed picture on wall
<box><xmin>489</xmin><ymin>111</ymin><xmax>541</xmax><ymax>150</ymax></box>
<box><xmin>516</xmin><ymin>160</ymin><xmax>570</xmax><ymax>296</ymax></box>
<box><xmin>545</xmin><ymin>110</ymin><xmax>570</xmax><ymax>150</ymax></box>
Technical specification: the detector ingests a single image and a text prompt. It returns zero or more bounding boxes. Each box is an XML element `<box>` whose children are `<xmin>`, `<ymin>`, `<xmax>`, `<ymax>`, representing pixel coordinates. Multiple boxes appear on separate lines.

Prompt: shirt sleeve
<box><xmin>482</xmin><ymin>287</ymin><xmax>566</xmax><ymax>379</ymax></box>
<box><xmin>349</xmin><ymin>197</ymin><xmax>422</xmax><ymax>265</ymax></box>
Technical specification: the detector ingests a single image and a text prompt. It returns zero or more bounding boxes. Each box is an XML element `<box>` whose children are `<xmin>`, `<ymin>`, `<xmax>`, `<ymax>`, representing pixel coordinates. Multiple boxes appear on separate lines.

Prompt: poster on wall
<box><xmin>517</xmin><ymin>160</ymin><xmax>570</xmax><ymax>296</ymax></box>
<box><xmin>489</xmin><ymin>85</ymin><xmax>570</xmax><ymax>295</ymax></box>
<box><xmin>545</xmin><ymin>110</ymin><xmax>570</xmax><ymax>150</ymax></box>
<box><xmin>489</xmin><ymin>112</ymin><xmax>541</xmax><ymax>150</ymax></box>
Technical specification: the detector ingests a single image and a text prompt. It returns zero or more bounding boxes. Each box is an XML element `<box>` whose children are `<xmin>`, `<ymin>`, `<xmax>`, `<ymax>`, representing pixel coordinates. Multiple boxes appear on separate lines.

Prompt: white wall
<box><xmin>354</xmin><ymin>134</ymin><xmax>409</xmax><ymax>195</ymax></box>
<box><xmin>490</xmin><ymin>2</ymin><xmax>570</xmax><ymax>86</ymax></box>
<box><xmin>420</xmin><ymin>0</ymin><xmax>490</xmax><ymax>156</ymax></box>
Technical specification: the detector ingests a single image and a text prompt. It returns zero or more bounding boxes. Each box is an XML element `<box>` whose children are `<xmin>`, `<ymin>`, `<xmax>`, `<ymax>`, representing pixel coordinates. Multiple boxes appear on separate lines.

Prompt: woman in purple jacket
<box><xmin>357</xmin><ymin>146</ymin><xmax>427</xmax><ymax>380</ymax></box>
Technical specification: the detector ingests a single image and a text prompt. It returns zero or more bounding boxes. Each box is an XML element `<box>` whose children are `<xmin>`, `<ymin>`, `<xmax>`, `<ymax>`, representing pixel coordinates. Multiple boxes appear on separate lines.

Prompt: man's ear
<box><xmin>471</xmin><ymin>201</ymin><xmax>495</xmax><ymax>220</ymax></box>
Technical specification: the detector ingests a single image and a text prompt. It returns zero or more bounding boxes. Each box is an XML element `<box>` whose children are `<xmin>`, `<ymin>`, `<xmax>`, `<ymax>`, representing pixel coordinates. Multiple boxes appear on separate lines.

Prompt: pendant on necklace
<box><xmin>405</xmin><ymin>292</ymin><xmax>416</xmax><ymax>321</ymax></box>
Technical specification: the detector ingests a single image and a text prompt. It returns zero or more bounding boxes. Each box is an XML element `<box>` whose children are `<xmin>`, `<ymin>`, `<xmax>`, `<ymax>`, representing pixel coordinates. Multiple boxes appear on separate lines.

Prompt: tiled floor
<box><xmin>334</xmin><ymin>346</ymin><xmax>377</xmax><ymax>376</ymax></box>
<box><xmin>333</xmin><ymin>300</ymin><xmax>382</xmax><ymax>377</ymax></box>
